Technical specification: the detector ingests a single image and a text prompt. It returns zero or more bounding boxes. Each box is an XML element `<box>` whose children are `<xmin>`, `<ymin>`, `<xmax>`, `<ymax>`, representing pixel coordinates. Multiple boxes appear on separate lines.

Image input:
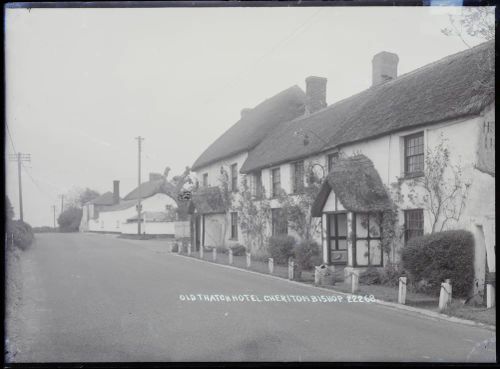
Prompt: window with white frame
<box><xmin>404</xmin><ymin>132</ymin><xmax>424</xmax><ymax>176</ymax></box>
<box><xmin>271</xmin><ymin>167</ymin><xmax>281</xmax><ymax>197</ymax></box>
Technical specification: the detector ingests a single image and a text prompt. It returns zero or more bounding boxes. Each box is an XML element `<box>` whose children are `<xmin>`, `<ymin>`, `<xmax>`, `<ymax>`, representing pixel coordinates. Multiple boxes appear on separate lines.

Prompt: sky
<box><xmin>4</xmin><ymin>5</ymin><xmax>491</xmax><ymax>227</ymax></box>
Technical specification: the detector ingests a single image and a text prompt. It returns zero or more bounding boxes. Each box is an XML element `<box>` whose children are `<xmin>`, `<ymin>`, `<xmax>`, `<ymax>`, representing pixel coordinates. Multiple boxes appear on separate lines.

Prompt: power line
<box><xmin>203</xmin><ymin>8</ymin><xmax>323</xmax><ymax>105</ymax></box>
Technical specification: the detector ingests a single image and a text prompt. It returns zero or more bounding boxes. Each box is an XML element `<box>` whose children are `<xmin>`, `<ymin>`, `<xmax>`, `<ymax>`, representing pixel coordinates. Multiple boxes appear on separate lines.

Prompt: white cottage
<box><xmin>87</xmin><ymin>173</ymin><xmax>179</xmax><ymax>235</ymax></box>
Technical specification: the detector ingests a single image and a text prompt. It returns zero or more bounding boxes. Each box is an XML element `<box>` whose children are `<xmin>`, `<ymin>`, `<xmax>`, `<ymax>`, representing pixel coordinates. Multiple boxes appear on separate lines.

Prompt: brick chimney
<box><xmin>149</xmin><ymin>172</ymin><xmax>163</xmax><ymax>181</ymax></box>
<box><xmin>305</xmin><ymin>76</ymin><xmax>327</xmax><ymax>115</ymax></box>
<box><xmin>113</xmin><ymin>180</ymin><xmax>120</xmax><ymax>204</ymax></box>
<box><xmin>372</xmin><ymin>51</ymin><xmax>399</xmax><ymax>86</ymax></box>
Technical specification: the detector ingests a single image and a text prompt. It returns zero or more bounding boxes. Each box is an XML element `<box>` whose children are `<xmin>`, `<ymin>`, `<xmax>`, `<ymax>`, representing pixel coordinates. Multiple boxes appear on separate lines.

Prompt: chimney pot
<box><xmin>113</xmin><ymin>180</ymin><xmax>120</xmax><ymax>204</ymax></box>
<box><xmin>372</xmin><ymin>51</ymin><xmax>399</xmax><ymax>86</ymax></box>
<box><xmin>305</xmin><ymin>76</ymin><xmax>327</xmax><ymax>115</ymax></box>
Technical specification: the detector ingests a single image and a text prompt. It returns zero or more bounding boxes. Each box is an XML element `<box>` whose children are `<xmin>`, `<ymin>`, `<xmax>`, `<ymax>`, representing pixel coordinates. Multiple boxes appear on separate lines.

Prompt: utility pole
<box><xmin>135</xmin><ymin>136</ymin><xmax>144</xmax><ymax>235</ymax></box>
<box><xmin>52</xmin><ymin>205</ymin><xmax>56</xmax><ymax>229</ymax></box>
<box><xmin>59</xmin><ymin>194</ymin><xmax>65</xmax><ymax>213</ymax></box>
<box><xmin>8</xmin><ymin>152</ymin><xmax>31</xmax><ymax>222</ymax></box>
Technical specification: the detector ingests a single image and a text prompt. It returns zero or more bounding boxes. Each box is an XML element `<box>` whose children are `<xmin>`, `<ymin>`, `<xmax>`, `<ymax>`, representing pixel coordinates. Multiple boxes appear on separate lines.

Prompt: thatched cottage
<box><xmin>191</xmin><ymin>41</ymin><xmax>495</xmax><ymax>292</ymax></box>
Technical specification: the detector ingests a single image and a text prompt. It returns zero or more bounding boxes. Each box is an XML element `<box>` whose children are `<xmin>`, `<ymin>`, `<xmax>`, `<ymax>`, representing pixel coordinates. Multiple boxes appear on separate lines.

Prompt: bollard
<box><xmin>398</xmin><ymin>277</ymin><xmax>407</xmax><ymax>305</ymax></box>
<box><xmin>351</xmin><ymin>270</ymin><xmax>359</xmax><ymax>293</ymax></box>
<box><xmin>288</xmin><ymin>258</ymin><xmax>295</xmax><ymax>280</ymax></box>
<box><xmin>268</xmin><ymin>258</ymin><xmax>274</xmax><ymax>274</ymax></box>
<box><xmin>11</xmin><ymin>233</ymin><xmax>14</xmax><ymax>248</ymax></box>
<box><xmin>487</xmin><ymin>284</ymin><xmax>495</xmax><ymax>308</ymax></box>
<box><xmin>246</xmin><ymin>252</ymin><xmax>251</xmax><ymax>268</ymax></box>
<box><xmin>314</xmin><ymin>266</ymin><xmax>321</xmax><ymax>285</ymax></box>
<box><xmin>228</xmin><ymin>249</ymin><xmax>233</xmax><ymax>265</ymax></box>
<box><xmin>177</xmin><ymin>242</ymin><xmax>182</xmax><ymax>255</ymax></box>
<box><xmin>187</xmin><ymin>243</ymin><xmax>192</xmax><ymax>256</ymax></box>
<box><xmin>212</xmin><ymin>248</ymin><xmax>217</xmax><ymax>262</ymax></box>
<box><xmin>200</xmin><ymin>245</ymin><xmax>204</xmax><ymax>259</ymax></box>
<box><xmin>439</xmin><ymin>279</ymin><xmax>452</xmax><ymax>311</ymax></box>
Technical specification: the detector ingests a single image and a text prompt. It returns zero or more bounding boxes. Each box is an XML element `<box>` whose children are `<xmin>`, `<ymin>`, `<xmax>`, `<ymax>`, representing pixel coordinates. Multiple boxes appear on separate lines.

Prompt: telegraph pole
<box><xmin>59</xmin><ymin>194</ymin><xmax>65</xmax><ymax>213</ymax></box>
<box><xmin>8</xmin><ymin>152</ymin><xmax>31</xmax><ymax>222</ymax></box>
<box><xmin>52</xmin><ymin>205</ymin><xmax>56</xmax><ymax>229</ymax></box>
<box><xmin>135</xmin><ymin>136</ymin><xmax>144</xmax><ymax>235</ymax></box>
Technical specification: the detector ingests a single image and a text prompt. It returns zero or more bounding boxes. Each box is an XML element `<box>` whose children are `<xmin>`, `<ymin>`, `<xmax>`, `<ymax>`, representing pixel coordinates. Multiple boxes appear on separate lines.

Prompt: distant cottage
<box><xmin>190</xmin><ymin>41</ymin><xmax>495</xmax><ymax>293</ymax></box>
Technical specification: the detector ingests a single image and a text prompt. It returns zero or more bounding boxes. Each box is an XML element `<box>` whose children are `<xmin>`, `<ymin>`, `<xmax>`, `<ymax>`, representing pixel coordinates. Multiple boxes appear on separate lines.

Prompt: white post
<box><xmin>200</xmin><ymin>244</ymin><xmax>204</xmax><ymax>259</ymax></box>
<box><xmin>228</xmin><ymin>248</ymin><xmax>233</xmax><ymax>265</ymax></box>
<box><xmin>439</xmin><ymin>279</ymin><xmax>452</xmax><ymax>311</ymax></box>
<box><xmin>177</xmin><ymin>242</ymin><xmax>182</xmax><ymax>255</ymax></box>
<box><xmin>398</xmin><ymin>277</ymin><xmax>407</xmax><ymax>305</ymax></box>
<box><xmin>314</xmin><ymin>266</ymin><xmax>321</xmax><ymax>285</ymax></box>
<box><xmin>351</xmin><ymin>270</ymin><xmax>359</xmax><ymax>294</ymax></box>
<box><xmin>268</xmin><ymin>258</ymin><xmax>274</xmax><ymax>274</ymax></box>
<box><xmin>487</xmin><ymin>284</ymin><xmax>495</xmax><ymax>308</ymax></box>
<box><xmin>212</xmin><ymin>248</ymin><xmax>217</xmax><ymax>262</ymax></box>
<box><xmin>187</xmin><ymin>242</ymin><xmax>192</xmax><ymax>256</ymax></box>
<box><xmin>288</xmin><ymin>258</ymin><xmax>295</xmax><ymax>280</ymax></box>
<box><xmin>246</xmin><ymin>252</ymin><xmax>251</xmax><ymax>268</ymax></box>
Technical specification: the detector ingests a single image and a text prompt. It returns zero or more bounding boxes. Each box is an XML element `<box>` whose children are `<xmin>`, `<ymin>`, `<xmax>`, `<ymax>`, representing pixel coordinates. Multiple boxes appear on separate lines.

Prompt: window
<box><xmin>292</xmin><ymin>161</ymin><xmax>305</xmax><ymax>193</ymax></box>
<box><xmin>404</xmin><ymin>132</ymin><xmax>424</xmax><ymax>176</ymax></box>
<box><xmin>353</xmin><ymin>213</ymin><xmax>383</xmax><ymax>267</ymax></box>
<box><xmin>327</xmin><ymin>213</ymin><xmax>348</xmax><ymax>264</ymax></box>
<box><xmin>404</xmin><ymin>209</ymin><xmax>424</xmax><ymax>244</ymax></box>
<box><xmin>271</xmin><ymin>208</ymin><xmax>288</xmax><ymax>236</ymax></box>
<box><xmin>202</xmin><ymin>173</ymin><xmax>208</xmax><ymax>187</ymax></box>
<box><xmin>230</xmin><ymin>212</ymin><xmax>238</xmax><ymax>240</ymax></box>
<box><xmin>251</xmin><ymin>171</ymin><xmax>263</xmax><ymax>197</ymax></box>
<box><xmin>328</xmin><ymin>152</ymin><xmax>339</xmax><ymax>172</ymax></box>
<box><xmin>271</xmin><ymin>168</ymin><xmax>281</xmax><ymax>197</ymax></box>
<box><xmin>230</xmin><ymin>163</ymin><xmax>238</xmax><ymax>192</ymax></box>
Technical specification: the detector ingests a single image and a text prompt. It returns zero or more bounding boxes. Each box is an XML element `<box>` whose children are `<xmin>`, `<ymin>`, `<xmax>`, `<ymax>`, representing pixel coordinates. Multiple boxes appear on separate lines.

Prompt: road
<box><xmin>7</xmin><ymin>233</ymin><xmax>496</xmax><ymax>362</ymax></box>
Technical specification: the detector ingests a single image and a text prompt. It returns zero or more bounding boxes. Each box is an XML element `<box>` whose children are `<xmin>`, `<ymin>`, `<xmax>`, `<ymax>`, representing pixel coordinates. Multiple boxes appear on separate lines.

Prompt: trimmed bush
<box><xmin>229</xmin><ymin>243</ymin><xmax>246</xmax><ymax>256</ymax></box>
<box><xmin>58</xmin><ymin>206</ymin><xmax>83</xmax><ymax>232</ymax></box>
<box><xmin>293</xmin><ymin>240</ymin><xmax>322</xmax><ymax>270</ymax></box>
<box><xmin>7</xmin><ymin>220</ymin><xmax>35</xmax><ymax>251</ymax></box>
<box><xmin>171</xmin><ymin>243</ymin><xmax>179</xmax><ymax>252</ymax></box>
<box><xmin>359</xmin><ymin>267</ymin><xmax>381</xmax><ymax>285</ymax></box>
<box><xmin>401</xmin><ymin>230</ymin><xmax>474</xmax><ymax>298</ymax></box>
<box><xmin>379</xmin><ymin>264</ymin><xmax>405</xmax><ymax>287</ymax></box>
<box><xmin>268</xmin><ymin>235</ymin><xmax>296</xmax><ymax>264</ymax></box>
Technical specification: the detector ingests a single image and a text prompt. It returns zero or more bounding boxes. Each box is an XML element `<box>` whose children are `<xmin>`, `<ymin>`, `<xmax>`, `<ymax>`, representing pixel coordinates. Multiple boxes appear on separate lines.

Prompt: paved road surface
<box><xmin>7</xmin><ymin>233</ymin><xmax>496</xmax><ymax>362</ymax></box>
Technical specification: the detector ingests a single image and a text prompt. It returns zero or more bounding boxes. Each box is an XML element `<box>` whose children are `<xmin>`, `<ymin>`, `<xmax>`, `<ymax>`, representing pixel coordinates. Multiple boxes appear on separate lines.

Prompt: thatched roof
<box><xmin>242</xmin><ymin>41</ymin><xmax>495</xmax><ymax>173</ymax></box>
<box><xmin>188</xmin><ymin>186</ymin><xmax>226</xmax><ymax>214</ymax></box>
<box><xmin>99</xmin><ymin>198</ymin><xmax>137</xmax><ymax>212</ymax></box>
<box><xmin>89</xmin><ymin>191</ymin><xmax>116</xmax><ymax>206</ymax></box>
<box><xmin>311</xmin><ymin>155</ymin><xmax>393</xmax><ymax>216</ymax></box>
<box><xmin>123</xmin><ymin>178</ymin><xmax>177</xmax><ymax>201</ymax></box>
<box><xmin>191</xmin><ymin>85</ymin><xmax>306</xmax><ymax>171</ymax></box>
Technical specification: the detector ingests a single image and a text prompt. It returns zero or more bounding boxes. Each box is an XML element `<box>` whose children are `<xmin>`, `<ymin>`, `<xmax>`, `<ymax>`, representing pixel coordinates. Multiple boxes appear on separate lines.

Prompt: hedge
<box><xmin>401</xmin><ymin>230</ymin><xmax>474</xmax><ymax>298</ymax></box>
<box><xmin>268</xmin><ymin>235</ymin><xmax>296</xmax><ymax>264</ymax></box>
<box><xmin>294</xmin><ymin>240</ymin><xmax>322</xmax><ymax>270</ymax></box>
<box><xmin>7</xmin><ymin>220</ymin><xmax>35</xmax><ymax>251</ymax></box>
<box><xmin>229</xmin><ymin>244</ymin><xmax>246</xmax><ymax>256</ymax></box>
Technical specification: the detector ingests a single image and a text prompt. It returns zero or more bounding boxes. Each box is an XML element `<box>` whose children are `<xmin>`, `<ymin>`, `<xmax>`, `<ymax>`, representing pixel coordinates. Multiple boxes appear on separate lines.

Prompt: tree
<box><xmin>441</xmin><ymin>7</ymin><xmax>495</xmax><ymax>45</ymax></box>
<box><xmin>234</xmin><ymin>176</ymin><xmax>271</xmax><ymax>256</ymax></box>
<box><xmin>6</xmin><ymin>196</ymin><xmax>14</xmax><ymax>221</ymax></box>
<box><xmin>78</xmin><ymin>188</ymin><xmax>101</xmax><ymax>207</ymax></box>
<box><xmin>159</xmin><ymin>166</ymin><xmax>194</xmax><ymax>220</ymax></box>
<box><xmin>275</xmin><ymin>162</ymin><xmax>322</xmax><ymax>241</ymax></box>
<box><xmin>441</xmin><ymin>7</ymin><xmax>495</xmax><ymax>98</ymax></box>
<box><xmin>58</xmin><ymin>206</ymin><xmax>83</xmax><ymax>232</ymax></box>
<box><xmin>65</xmin><ymin>187</ymin><xmax>101</xmax><ymax>209</ymax></box>
<box><xmin>395</xmin><ymin>136</ymin><xmax>471</xmax><ymax>234</ymax></box>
